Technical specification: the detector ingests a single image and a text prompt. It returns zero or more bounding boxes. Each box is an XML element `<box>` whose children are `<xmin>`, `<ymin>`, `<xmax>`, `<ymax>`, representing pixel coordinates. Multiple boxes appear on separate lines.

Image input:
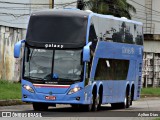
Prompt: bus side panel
<box><xmin>134</xmin><ymin>60</ymin><xmax>143</xmax><ymax>100</ymax></box>
<box><xmin>134</xmin><ymin>46</ymin><xmax>143</xmax><ymax>100</ymax></box>
<box><xmin>127</xmin><ymin>60</ymin><xmax>136</xmax><ymax>98</ymax></box>
<box><xmin>101</xmin><ymin>80</ymin><xmax>113</xmax><ymax>104</ymax></box>
<box><xmin>101</xmin><ymin>81</ymin><xmax>128</xmax><ymax>104</ymax></box>
<box><xmin>128</xmin><ymin>60</ymin><xmax>136</xmax><ymax>83</ymax></box>
<box><xmin>112</xmin><ymin>80</ymin><xmax>127</xmax><ymax>103</ymax></box>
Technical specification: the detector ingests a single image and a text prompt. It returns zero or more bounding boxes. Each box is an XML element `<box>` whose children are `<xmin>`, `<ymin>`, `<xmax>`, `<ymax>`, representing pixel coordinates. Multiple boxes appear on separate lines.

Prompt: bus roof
<box><xmin>90</xmin><ymin>13</ymin><xmax>143</xmax><ymax>26</ymax></box>
<box><xmin>30</xmin><ymin>9</ymin><xmax>90</xmax><ymax>18</ymax></box>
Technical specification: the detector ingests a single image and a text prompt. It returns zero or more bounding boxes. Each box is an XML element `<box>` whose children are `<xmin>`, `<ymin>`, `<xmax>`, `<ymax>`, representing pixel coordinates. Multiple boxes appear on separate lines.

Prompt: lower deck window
<box><xmin>95</xmin><ymin>58</ymin><xmax>129</xmax><ymax>80</ymax></box>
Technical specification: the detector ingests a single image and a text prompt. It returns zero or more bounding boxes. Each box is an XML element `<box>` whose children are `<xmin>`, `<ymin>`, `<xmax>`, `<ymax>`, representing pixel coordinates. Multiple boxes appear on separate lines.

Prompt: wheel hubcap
<box><xmin>124</xmin><ymin>97</ymin><xmax>127</xmax><ymax>106</ymax></box>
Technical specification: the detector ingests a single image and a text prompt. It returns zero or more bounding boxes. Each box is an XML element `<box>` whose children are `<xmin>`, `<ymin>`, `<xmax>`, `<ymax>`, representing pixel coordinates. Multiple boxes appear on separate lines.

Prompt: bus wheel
<box><xmin>33</xmin><ymin>103</ymin><xmax>48</xmax><ymax>111</ymax></box>
<box><xmin>130</xmin><ymin>87</ymin><xmax>134</xmax><ymax>106</ymax></box>
<box><xmin>70</xmin><ymin>104</ymin><xmax>79</xmax><ymax>109</ymax></box>
<box><xmin>86</xmin><ymin>104</ymin><xmax>92</xmax><ymax>112</ymax></box>
<box><xmin>92</xmin><ymin>94</ymin><xmax>99</xmax><ymax>111</ymax></box>
<box><xmin>85</xmin><ymin>94</ymin><xmax>93</xmax><ymax>112</ymax></box>
<box><xmin>120</xmin><ymin>91</ymin><xmax>130</xmax><ymax>108</ymax></box>
<box><xmin>125</xmin><ymin>90</ymin><xmax>130</xmax><ymax>108</ymax></box>
<box><xmin>98</xmin><ymin>93</ymin><xmax>102</xmax><ymax>110</ymax></box>
<box><xmin>111</xmin><ymin>103</ymin><xmax>119</xmax><ymax>109</ymax></box>
<box><xmin>130</xmin><ymin>94</ymin><xmax>133</xmax><ymax>106</ymax></box>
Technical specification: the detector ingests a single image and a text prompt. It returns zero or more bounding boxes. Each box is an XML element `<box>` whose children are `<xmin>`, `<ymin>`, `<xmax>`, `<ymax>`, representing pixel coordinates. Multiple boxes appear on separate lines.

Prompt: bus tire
<box><xmin>92</xmin><ymin>94</ymin><xmax>99</xmax><ymax>111</ymax></box>
<box><xmin>120</xmin><ymin>90</ymin><xmax>130</xmax><ymax>108</ymax></box>
<box><xmin>98</xmin><ymin>86</ymin><xmax>103</xmax><ymax>110</ymax></box>
<box><xmin>130</xmin><ymin>86</ymin><xmax>134</xmax><ymax>106</ymax></box>
<box><xmin>126</xmin><ymin>90</ymin><xmax>130</xmax><ymax>108</ymax></box>
<box><xmin>33</xmin><ymin>103</ymin><xmax>48</xmax><ymax>111</ymax></box>
<box><xmin>111</xmin><ymin>103</ymin><xmax>119</xmax><ymax>109</ymax></box>
<box><xmin>70</xmin><ymin>104</ymin><xmax>79</xmax><ymax>109</ymax></box>
<box><xmin>85</xmin><ymin>94</ymin><xmax>93</xmax><ymax>112</ymax></box>
<box><xmin>130</xmin><ymin>92</ymin><xmax>133</xmax><ymax>106</ymax></box>
<box><xmin>33</xmin><ymin>103</ymin><xmax>40</xmax><ymax>111</ymax></box>
<box><xmin>70</xmin><ymin>104</ymin><xmax>85</xmax><ymax>112</ymax></box>
<box><xmin>84</xmin><ymin>104</ymin><xmax>92</xmax><ymax>112</ymax></box>
<box><xmin>97</xmin><ymin>94</ymin><xmax>101</xmax><ymax>110</ymax></box>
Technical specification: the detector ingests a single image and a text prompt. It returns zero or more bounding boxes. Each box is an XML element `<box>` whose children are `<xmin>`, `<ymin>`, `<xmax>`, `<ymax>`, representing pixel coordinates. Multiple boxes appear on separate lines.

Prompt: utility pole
<box><xmin>52</xmin><ymin>0</ymin><xmax>54</xmax><ymax>8</ymax></box>
<box><xmin>50</xmin><ymin>0</ymin><xmax>54</xmax><ymax>8</ymax></box>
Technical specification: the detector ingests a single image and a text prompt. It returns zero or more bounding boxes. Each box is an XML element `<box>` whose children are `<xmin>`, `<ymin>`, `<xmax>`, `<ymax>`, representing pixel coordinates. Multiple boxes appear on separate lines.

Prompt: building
<box><xmin>127</xmin><ymin>0</ymin><xmax>160</xmax><ymax>87</ymax></box>
<box><xmin>54</xmin><ymin>0</ymin><xmax>77</xmax><ymax>9</ymax></box>
<box><xmin>0</xmin><ymin>0</ymin><xmax>51</xmax><ymax>81</ymax></box>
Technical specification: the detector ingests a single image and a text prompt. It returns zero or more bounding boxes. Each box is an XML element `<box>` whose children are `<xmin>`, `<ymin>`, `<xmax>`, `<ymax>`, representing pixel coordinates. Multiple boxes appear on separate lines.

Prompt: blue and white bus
<box><xmin>14</xmin><ymin>9</ymin><xmax>143</xmax><ymax>111</ymax></box>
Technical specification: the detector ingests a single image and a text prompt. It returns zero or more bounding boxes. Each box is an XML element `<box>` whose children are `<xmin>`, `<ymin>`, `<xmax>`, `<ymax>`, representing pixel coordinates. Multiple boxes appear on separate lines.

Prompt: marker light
<box><xmin>23</xmin><ymin>85</ymin><xmax>35</xmax><ymax>93</ymax></box>
<box><xmin>68</xmin><ymin>87</ymin><xmax>81</xmax><ymax>95</ymax></box>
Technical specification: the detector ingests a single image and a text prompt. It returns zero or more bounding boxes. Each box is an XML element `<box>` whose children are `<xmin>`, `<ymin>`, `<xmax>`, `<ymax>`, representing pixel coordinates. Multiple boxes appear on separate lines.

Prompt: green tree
<box><xmin>83</xmin><ymin>0</ymin><xmax>136</xmax><ymax>19</ymax></box>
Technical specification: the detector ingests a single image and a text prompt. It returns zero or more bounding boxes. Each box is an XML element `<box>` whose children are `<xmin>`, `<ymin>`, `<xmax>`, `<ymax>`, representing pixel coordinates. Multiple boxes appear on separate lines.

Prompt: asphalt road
<box><xmin>0</xmin><ymin>97</ymin><xmax>160</xmax><ymax>120</ymax></box>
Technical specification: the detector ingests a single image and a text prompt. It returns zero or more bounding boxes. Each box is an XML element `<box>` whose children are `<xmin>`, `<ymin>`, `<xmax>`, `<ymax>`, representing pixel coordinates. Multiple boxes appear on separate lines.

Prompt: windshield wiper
<box><xmin>24</xmin><ymin>76</ymin><xmax>44</xmax><ymax>81</ymax></box>
<box><xmin>58</xmin><ymin>78</ymin><xmax>80</xmax><ymax>82</ymax></box>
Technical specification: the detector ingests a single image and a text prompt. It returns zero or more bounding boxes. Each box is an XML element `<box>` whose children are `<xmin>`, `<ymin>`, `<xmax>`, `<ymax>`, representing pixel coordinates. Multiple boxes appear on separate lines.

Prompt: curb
<box><xmin>0</xmin><ymin>99</ymin><xmax>27</xmax><ymax>106</ymax></box>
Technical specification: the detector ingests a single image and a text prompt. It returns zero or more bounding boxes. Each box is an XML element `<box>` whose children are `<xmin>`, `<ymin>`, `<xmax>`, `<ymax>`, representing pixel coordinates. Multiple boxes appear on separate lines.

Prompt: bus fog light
<box><xmin>23</xmin><ymin>95</ymin><xmax>27</xmax><ymax>98</ymax></box>
<box><xmin>68</xmin><ymin>87</ymin><xmax>81</xmax><ymax>95</ymax></box>
<box><xmin>23</xmin><ymin>85</ymin><xmax>35</xmax><ymax>93</ymax></box>
<box><xmin>76</xmin><ymin>97</ymin><xmax>80</xmax><ymax>101</ymax></box>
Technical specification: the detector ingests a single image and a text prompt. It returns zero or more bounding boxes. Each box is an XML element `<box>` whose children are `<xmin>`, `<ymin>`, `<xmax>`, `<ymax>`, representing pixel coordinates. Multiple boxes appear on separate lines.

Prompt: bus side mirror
<box><xmin>14</xmin><ymin>40</ymin><xmax>26</xmax><ymax>58</ymax></box>
<box><xmin>83</xmin><ymin>42</ymin><xmax>92</xmax><ymax>62</ymax></box>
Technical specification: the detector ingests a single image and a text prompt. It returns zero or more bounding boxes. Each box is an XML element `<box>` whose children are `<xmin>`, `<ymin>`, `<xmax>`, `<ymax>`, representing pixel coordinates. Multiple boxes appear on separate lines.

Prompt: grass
<box><xmin>141</xmin><ymin>87</ymin><xmax>160</xmax><ymax>96</ymax></box>
<box><xmin>0</xmin><ymin>80</ymin><xmax>21</xmax><ymax>100</ymax></box>
<box><xmin>0</xmin><ymin>79</ymin><xmax>160</xmax><ymax>100</ymax></box>
<box><xmin>153</xmin><ymin>118</ymin><xmax>160</xmax><ymax>120</ymax></box>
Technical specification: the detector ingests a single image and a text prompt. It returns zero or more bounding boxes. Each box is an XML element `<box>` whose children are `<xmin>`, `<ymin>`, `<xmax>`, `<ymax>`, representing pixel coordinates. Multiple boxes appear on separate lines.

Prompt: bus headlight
<box><xmin>23</xmin><ymin>85</ymin><xmax>35</xmax><ymax>93</ymax></box>
<box><xmin>68</xmin><ymin>87</ymin><xmax>81</xmax><ymax>95</ymax></box>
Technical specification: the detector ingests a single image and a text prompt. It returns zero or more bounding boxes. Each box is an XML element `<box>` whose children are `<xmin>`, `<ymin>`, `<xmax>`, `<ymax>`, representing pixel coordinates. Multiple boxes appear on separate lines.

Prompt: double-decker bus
<box><xmin>14</xmin><ymin>9</ymin><xmax>143</xmax><ymax>111</ymax></box>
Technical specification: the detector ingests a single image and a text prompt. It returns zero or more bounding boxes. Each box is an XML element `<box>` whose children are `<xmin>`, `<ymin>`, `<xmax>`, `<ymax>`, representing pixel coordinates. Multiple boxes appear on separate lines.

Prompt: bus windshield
<box><xmin>23</xmin><ymin>48</ymin><xmax>83</xmax><ymax>82</ymax></box>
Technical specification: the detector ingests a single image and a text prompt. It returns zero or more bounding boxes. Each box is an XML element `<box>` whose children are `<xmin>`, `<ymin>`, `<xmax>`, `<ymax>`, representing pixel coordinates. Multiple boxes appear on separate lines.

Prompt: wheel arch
<box><xmin>97</xmin><ymin>82</ymin><xmax>103</xmax><ymax>94</ymax></box>
<box><xmin>126</xmin><ymin>83</ymin><xmax>130</xmax><ymax>95</ymax></box>
<box><xmin>91</xmin><ymin>82</ymin><xmax>97</xmax><ymax>97</ymax></box>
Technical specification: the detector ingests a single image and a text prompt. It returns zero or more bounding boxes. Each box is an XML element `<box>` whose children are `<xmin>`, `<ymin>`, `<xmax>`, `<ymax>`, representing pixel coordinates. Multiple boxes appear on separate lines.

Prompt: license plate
<box><xmin>45</xmin><ymin>96</ymin><xmax>56</xmax><ymax>100</ymax></box>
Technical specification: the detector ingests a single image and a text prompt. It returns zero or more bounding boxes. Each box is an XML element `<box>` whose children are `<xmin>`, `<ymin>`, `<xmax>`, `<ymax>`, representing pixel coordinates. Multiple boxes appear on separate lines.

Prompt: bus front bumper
<box><xmin>22</xmin><ymin>89</ymin><xmax>91</xmax><ymax>105</ymax></box>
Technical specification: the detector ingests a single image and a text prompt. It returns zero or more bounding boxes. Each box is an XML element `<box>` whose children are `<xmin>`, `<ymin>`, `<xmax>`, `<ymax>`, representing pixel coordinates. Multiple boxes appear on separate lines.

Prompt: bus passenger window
<box><xmin>95</xmin><ymin>58</ymin><xmax>129</xmax><ymax>80</ymax></box>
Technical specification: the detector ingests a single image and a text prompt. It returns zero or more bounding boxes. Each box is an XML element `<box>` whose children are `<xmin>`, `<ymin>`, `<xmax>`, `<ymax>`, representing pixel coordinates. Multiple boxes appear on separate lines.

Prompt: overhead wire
<box><xmin>127</xmin><ymin>0</ymin><xmax>160</xmax><ymax>32</ymax></box>
<box><xmin>0</xmin><ymin>1</ymin><xmax>78</xmax><ymax>24</ymax></box>
<box><xmin>0</xmin><ymin>1</ymin><xmax>77</xmax><ymax>6</ymax></box>
<box><xmin>0</xmin><ymin>0</ymin><xmax>160</xmax><ymax>31</ymax></box>
<box><xmin>128</xmin><ymin>0</ymin><xmax>160</xmax><ymax>14</ymax></box>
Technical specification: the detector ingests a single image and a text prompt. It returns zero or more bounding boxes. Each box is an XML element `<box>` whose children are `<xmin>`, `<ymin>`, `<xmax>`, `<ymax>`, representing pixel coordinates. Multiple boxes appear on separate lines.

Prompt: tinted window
<box><xmin>89</xmin><ymin>24</ymin><xmax>98</xmax><ymax>52</ymax></box>
<box><xmin>95</xmin><ymin>59</ymin><xmax>129</xmax><ymax>80</ymax></box>
<box><xmin>26</xmin><ymin>10</ymin><xmax>89</xmax><ymax>48</ymax></box>
<box><xmin>91</xmin><ymin>16</ymin><xmax>143</xmax><ymax>46</ymax></box>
